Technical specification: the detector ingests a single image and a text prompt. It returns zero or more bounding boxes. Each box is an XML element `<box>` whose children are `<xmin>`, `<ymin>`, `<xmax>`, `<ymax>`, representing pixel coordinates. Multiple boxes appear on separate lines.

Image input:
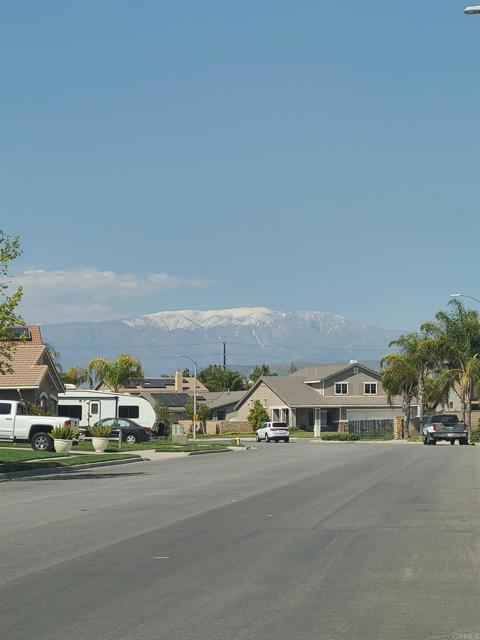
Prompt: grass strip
<box><xmin>0</xmin><ymin>453</ymin><xmax>140</xmax><ymax>474</ymax></box>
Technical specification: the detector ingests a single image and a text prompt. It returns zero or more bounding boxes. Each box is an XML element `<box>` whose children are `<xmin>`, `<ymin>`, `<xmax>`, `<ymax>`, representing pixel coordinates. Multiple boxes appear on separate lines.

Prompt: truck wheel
<box><xmin>423</xmin><ymin>437</ymin><xmax>428</xmax><ymax>445</ymax></box>
<box><xmin>450</xmin><ymin>440</ymin><xmax>455</xmax><ymax>445</ymax></box>
<box><xmin>460</xmin><ymin>438</ymin><xmax>468</xmax><ymax>446</ymax></box>
<box><xmin>430</xmin><ymin>439</ymin><xmax>436</xmax><ymax>446</ymax></box>
<box><xmin>31</xmin><ymin>432</ymin><xmax>54</xmax><ymax>452</ymax></box>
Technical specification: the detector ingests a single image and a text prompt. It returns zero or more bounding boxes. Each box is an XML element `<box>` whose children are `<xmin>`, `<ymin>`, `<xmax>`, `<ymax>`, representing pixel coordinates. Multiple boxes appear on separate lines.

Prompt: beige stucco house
<box><xmin>0</xmin><ymin>326</ymin><xmax>65</xmax><ymax>413</ymax></box>
<box><xmin>234</xmin><ymin>361</ymin><xmax>407</xmax><ymax>436</ymax></box>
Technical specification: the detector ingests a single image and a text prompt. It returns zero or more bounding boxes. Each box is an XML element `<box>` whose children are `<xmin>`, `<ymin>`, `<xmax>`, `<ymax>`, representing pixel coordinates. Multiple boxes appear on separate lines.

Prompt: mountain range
<box><xmin>41</xmin><ymin>307</ymin><xmax>401</xmax><ymax>374</ymax></box>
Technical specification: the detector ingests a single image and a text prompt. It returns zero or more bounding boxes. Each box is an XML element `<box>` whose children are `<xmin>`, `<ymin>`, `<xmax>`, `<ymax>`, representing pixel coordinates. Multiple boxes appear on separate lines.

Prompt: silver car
<box><xmin>256</xmin><ymin>421</ymin><xmax>290</xmax><ymax>443</ymax></box>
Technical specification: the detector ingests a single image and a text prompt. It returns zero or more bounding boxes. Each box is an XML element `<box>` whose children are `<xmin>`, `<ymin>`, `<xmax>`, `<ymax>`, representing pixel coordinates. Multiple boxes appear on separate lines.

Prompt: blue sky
<box><xmin>1</xmin><ymin>0</ymin><xmax>479</xmax><ymax>329</ymax></box>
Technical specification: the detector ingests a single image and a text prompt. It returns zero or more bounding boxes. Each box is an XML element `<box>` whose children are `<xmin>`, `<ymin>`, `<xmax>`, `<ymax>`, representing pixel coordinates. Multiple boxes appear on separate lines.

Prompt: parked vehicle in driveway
<box><xmin>256</xmin><ymin>421</ymin><xmax>290</xmax><ymax>443</ymax></box>
<box><xmin>422</xmin><ymin>414</ymin><xmax>468</xmax><ymax>445</ymax></box>
<box><xmin>58</xmin><ymin>389</ymin><xmax>156</xmax><ymax>430</ymax></box>
<box><xmin>0</xmin><ymin>400</ymin><xmax>79</xmax><ymax>451</ymax></box>
<box><xmin>89</xmin><ymin>418</ymin><xmax>152</xmax><ymax>445</ymax></box>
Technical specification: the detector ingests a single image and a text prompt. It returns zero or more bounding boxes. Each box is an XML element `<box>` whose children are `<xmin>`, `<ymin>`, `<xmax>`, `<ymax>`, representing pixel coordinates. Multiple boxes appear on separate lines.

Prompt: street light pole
<box><xmin>176</xmin><ymin>354</ymin><xmax>198</xmax><ymax>440</ymax></box>
<box><xmin>450</xmin><ymin>293</ymin><xmax>480</xmax><ymax>305</ymax></box>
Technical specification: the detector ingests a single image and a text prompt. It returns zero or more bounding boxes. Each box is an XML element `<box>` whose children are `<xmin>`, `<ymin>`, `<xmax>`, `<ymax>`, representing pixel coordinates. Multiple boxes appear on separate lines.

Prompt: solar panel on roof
<box><xmin>151</xmin><ymin>392</ymin><xmax>189</xmax><ymax>407</ymax></box>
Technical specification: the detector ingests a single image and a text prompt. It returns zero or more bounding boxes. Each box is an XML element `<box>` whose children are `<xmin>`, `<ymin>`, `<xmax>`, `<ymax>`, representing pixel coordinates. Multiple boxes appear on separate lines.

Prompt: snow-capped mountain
<box><xmin>42</xmin><ymin>307</ymin><xmax>401</xmax><ymax>373</ymax></box>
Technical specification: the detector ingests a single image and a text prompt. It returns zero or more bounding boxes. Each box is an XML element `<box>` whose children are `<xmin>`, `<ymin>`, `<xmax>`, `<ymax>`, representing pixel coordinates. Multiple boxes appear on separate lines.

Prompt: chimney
<box><xmin>175</xmin><ymin>370</ymin><xmax>183</xmax><ymax>391</ymax></box>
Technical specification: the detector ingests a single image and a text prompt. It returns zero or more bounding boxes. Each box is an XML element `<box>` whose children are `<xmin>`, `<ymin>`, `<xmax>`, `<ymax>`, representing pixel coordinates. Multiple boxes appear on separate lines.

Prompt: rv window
<box><xmin>119</xmin><ymin>405</ymin><xmax>140</xmax><ymax>419</ymax></box>
<box><xmin>58</xmin><ymin>405</ymin><xmax>82</xmax><ymax>419</ymax></box>
<box><xmin>90</xmin><ymin>402</ymin><xmax>99</xmax><ymax>415</ymax></box>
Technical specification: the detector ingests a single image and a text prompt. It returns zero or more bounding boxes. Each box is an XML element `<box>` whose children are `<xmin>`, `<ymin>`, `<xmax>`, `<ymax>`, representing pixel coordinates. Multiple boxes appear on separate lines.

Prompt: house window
<box><xmin>335</xmin><ymin>383</ymin><xmax>348</xmax><ymax>395</ymax></box>
<box><xmin>216</xmin><ymin>410</ymin><xmax>226</xmax><ymax>420</ymax></box>
<box><xmin>364</xmin><ymin>383</ymin><xmax>377</xmax><ymax>395</ymax></box>
<box><xmin>119</xmin><ymin>405</ymin><xmax>140</xmax><ymax>419</ymax></box>
<box><xmin>263</xmin><ymin>399</ymin><xmax>268</xmax><ymax>407</ymax></box>
<box><xmin>353</xmin><ymin>367</ymin><xmax>359</xmax><ymax>374</ymax></box>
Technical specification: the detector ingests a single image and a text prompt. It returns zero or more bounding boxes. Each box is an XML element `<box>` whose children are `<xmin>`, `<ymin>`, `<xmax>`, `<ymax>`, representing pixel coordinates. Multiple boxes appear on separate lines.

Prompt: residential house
<box><xmin>234</xmin><ymin>361</ymin><xmax>409</xmax><ymax>436</ymax></box>
<box><xmin>0</xmin><ymin>325</ymin><xmax>64</xmax><ymax>413</ymax></box>
<box><xmin>200</xmin><ymin>391</ymin><xmax>247</xmax><ymax>420</ymax></box>
<box><xmin>98</xmin><ymin>370</ymin><xmax>208</xmax><ymax>395</ymax></box>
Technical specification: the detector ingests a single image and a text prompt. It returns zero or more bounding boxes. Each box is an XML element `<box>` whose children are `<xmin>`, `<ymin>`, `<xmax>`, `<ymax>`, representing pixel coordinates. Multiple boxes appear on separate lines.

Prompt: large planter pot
<box><xmin>54</xmin><ymin>439</ymin><xmax>72</xmax><ymax>454</ymax></box>
<box><xmin>91</xmin><ymin>437</ymin><xmax>109</xmax><ymax>453</ymax></box>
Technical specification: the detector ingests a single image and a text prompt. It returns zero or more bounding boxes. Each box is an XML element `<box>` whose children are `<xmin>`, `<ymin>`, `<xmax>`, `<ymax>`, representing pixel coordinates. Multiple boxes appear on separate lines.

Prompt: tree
<box><xmin>182</xmin><ymin>368</ymin><xmax>191</xmax><ymax>377</ymax></box>
<box><xmin>250</xmin><ymin>364</ymin><xmax>272</xmax><ymax>383</ymax></box>
<box><xmin>88</xmin><ymin>354</ymin><xmax>143</xmax><ymax>391</ymax></box>
<box><xmin>381</xmin><ymin>353</ymin><xmax>418</xmax><ymax>439</ymax></box>
<box><xmin>289</xmin><ymin>363</ymin><xmax>298</xmax><ymax>374</ymax></box>
<box><xmin>61</xmin><ymin>367</ymin><xmax>93</xmax><ymax>387</ymax></box>
<box><xmin>247</xmin><ymin>400</ymin><xmax>269</xmax><ymax>430</ymax></box>
<box><xmin>198</xmin><ymin>364</ymin><xmax>246</xmax><ymax>392</ymax></box>
<box><xmin>421</xmin><ymin>299</ymin><xmax>480</xmax><ymax>438</ymax></box>
<box><xmin>154</xmin><ymin>399</ymin><xmax>172</xmax><ymax>428</ymax></box>
<box><xmin>184</xmin><ymin>396</ymin><xmax>211</xmax><ymax>434</ymax></box>
<box><xmin>0</xmin><ymin>231</ymin><xmax>23</xmax><ymax>375</ymax></box>
<box><xmin>388</xmin><ymin>332</ymin><xmax>436</xmax><ymax>428</ymax></box>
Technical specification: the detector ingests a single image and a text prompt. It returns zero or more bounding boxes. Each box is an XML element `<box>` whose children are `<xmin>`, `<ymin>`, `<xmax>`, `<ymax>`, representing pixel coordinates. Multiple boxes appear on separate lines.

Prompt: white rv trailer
<box><xmin>58</xmin><ymin>389</ymin><xmax>156</xmax><ymax>430</ymax></box>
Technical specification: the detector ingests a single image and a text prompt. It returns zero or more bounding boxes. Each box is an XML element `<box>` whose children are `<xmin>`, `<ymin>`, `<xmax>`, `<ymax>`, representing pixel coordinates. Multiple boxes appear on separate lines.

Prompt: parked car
<box><xmin>256</xmin><ymin>421</ymin><xmax>290</xmax><ymax>443</ymax></box>
<box><xmin>88</xmin><ymin>418</ymin><xmax>152</xmax><ymax>445</ymax></box>
<box><xmin>422</xmin><ymin>414</ymin><xmax>468</xmax><ymax>445</ymax></box>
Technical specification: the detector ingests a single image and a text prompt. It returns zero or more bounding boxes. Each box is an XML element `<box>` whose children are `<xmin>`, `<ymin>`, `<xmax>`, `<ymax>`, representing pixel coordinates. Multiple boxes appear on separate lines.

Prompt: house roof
<box><xmin>0</xmin><ymin>344</ymin><xmax>52</xmax><ymax>389</ymax></box>
<box><xmin>235</xmin><ymin>374</ymin><xmax>404</xmax><ymax>410</ymax></box>
<box><xmin>291</xmin><ymin>362</ymin><xmax>380</xmax><ymax>382</ymax></box>
<box><xmin>235</xmin><ymin>376</ymin><xmax>325</xmax><ymax>410</ymax></box>
<box><xmin>200</xmin><ymin>391</ymin><xmax>247</xmax><ymax>410</ymax></box>
<box><xmin>144</xmin><ymin>392</ymin><xmax>191</xmax><ymax>408</ymax></box>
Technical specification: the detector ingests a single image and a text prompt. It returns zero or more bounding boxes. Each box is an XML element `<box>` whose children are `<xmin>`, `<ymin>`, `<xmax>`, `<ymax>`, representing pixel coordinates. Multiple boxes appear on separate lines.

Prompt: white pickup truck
<box><xmin>0</xmin><ymin>400</ymin><xmax>77</xmax><ymax>451</ymax></box>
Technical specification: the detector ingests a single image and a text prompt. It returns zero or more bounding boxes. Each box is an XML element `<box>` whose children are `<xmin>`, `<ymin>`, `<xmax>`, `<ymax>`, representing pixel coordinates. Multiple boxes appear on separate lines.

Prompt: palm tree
<box><xmin>421</xmin><ymin>299</ymin><xmax>480</xmax><ymax>438</ymax></box>
<box><xmin>198</xmin><ymin>365</ymin><xmax>245</xmax><ymax>392</ymax></box>
<box><xmin>88</xmin><ymin>354</ymin><xmax>143</xmax><ymax>392</ymax></box>
<box><xmin>61</xmin><ymin>366</ymin><xmax>93</xmax><ymax>388</ymax></box>
<box><xmin>381</xmin><ymin>352</ymin><xmax>418</xmax><ymax>439</ymax></box>
<box><xmin>388</xmin><ymin>332</ymin><xmax>436</xmax><ymax>428</ymax></box>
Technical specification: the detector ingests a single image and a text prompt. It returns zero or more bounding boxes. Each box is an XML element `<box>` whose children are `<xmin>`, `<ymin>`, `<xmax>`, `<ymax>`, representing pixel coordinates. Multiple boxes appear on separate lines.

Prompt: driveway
<box><xmin>1</xmin><ymin>442</ymin><xmax>479</xmax><ymax>640</ymax></box>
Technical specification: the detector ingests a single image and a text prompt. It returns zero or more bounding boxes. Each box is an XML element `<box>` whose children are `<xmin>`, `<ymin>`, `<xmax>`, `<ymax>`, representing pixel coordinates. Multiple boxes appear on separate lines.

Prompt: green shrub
<box><xmin>51</xmin><ymin>424</ymin><xmax>79</xmax><ymax>440</ymax></box>
<box><xmin>88</xmin><ymin>423</ymin><xmax>112</xmax><ymax>438</ymax></box>
<box><xmin>470</xmin><ymin>429</ymin><xmax>480</xmax><ymax>443</ymax></box>
<box><xmin>319</xmin><ymin>432</ymin><xmax>359</xmax><ymax>441</ymax></box>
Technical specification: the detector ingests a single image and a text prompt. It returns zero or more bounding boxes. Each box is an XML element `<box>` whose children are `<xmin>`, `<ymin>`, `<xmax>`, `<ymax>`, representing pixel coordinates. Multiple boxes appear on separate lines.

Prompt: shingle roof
<box><xmin>200</xmin><ymin>391</ymin><xmax>247</xmax><ymax>410</ymax></box>
<box><xmin>0</xmin><ymin>344</ymin><xmax>49</xmax><ymax>388</ymax></box>
<box><xmin>235</xmin><ymin>375</ymin><xmax>404</xmax><ymax>410</ymax></box>
<box><xmin>253</xmin><ymin>376</ymin><xmax>325</xmax><ymax>407</ymax></box>
<box><xmin>291</xmin><ymin>362</ymin><xmax>379</xmax><ymax>381</ymax></box>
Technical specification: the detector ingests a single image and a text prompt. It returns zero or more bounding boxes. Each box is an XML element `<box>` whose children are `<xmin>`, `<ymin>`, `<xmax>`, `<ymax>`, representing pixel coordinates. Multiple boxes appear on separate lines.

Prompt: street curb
<box><xmin>0</xmin><ymin>457</ymin><xmax>146</xmax><ymax>481</ymax></box>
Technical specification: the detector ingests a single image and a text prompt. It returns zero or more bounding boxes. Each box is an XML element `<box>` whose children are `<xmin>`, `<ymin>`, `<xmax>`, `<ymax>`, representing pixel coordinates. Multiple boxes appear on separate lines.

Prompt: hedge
<box><xmin>319</xmin><ymin>432</ymin><xmax>359</xmax><ymax>441</ymax></box>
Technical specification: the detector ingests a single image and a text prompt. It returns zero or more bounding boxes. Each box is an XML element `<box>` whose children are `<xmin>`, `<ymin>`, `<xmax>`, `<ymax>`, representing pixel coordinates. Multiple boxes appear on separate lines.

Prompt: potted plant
<box><xmin>88</xmin><ymin>423</ymin><xmax>112</xmax><ymax>453</ymax></box>
<box><xmin>51</xmin><ymin>424</ymin><xmax>79</xmax><ymax>454</ymax></box>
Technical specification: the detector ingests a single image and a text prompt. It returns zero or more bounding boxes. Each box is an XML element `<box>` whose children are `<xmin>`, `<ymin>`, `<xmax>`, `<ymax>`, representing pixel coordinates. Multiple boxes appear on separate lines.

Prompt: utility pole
<box><xmin>223</xmin><ymin>341</ymin><xmax>227</xmax><ymax>370</ymax></box>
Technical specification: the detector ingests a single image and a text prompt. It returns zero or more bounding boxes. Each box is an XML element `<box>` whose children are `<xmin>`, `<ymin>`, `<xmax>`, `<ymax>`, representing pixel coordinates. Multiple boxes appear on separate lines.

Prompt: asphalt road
<box><xmin>1</xmin><ymin>442</ymin><xmax>479</xmax><ymax>640</ymax></box>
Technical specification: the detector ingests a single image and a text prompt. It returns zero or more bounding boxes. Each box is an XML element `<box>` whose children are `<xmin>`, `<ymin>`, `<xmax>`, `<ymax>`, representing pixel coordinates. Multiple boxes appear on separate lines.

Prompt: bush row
<box><xmin>319</xmin><ymin>432</ymin><xmax>360</xmax><ymax>441</ymax></box>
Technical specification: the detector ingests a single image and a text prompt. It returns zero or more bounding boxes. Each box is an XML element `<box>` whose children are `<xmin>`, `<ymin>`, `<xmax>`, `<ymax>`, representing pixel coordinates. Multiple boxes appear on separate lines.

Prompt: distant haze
<box><xmin>42</xmin><ymin>307</ymin><xmax>401</xmax><ymax>374</ymax></box>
